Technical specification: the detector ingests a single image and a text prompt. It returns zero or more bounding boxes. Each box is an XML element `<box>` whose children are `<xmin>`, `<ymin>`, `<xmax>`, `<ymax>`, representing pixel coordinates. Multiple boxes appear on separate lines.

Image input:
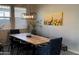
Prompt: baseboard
<box><xmin>68</xmin><ymin>49</ymin><xmax>79</xmax><ymax>55</ymax></box>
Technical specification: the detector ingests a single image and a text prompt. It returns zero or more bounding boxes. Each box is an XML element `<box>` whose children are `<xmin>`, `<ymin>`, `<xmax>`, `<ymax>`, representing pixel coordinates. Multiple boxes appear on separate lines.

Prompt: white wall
<box><xmin>36</xmin><ymin>4</ymin><xmax>79</xmax><ymax>54</ymax></box>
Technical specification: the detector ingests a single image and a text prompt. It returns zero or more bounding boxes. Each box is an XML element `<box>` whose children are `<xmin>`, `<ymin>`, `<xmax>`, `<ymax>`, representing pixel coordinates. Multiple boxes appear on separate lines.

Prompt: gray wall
<box><xmin>36</xmin><ymin>4</ymin><xmax>79</xmax><ymax>54</ymax></box>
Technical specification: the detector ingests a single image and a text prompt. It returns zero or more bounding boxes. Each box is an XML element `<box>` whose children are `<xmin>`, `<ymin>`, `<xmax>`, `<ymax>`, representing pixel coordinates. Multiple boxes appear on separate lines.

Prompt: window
<box><xmin>15</xmin><ymin>7</ymin><xmax>27</xmax><ymax>29</ymax></box>
<box><xmin>0</xmin><ymin>6</ymin><xmax>28</xmax><ymax>29</ymax></box>
<box><xmin>0</xmin><ymin>5</ymin><xmax>11</xmax><ymax>29</ymax></box>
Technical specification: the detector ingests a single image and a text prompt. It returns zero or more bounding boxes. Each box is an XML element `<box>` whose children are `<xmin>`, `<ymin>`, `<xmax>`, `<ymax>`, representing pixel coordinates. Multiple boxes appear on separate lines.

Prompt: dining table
<box><xmin>10</xmin><ymin>33</ymin><xmax>50</xmax><ymax>54</ymax></box>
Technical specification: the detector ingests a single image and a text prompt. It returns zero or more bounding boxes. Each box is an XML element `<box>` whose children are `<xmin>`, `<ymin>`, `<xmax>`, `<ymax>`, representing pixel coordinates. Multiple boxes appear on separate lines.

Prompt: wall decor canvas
<box><xmin>44</xmin><ymin>12</ymin><xmax>63</xmax><ymax>26</ymax></box>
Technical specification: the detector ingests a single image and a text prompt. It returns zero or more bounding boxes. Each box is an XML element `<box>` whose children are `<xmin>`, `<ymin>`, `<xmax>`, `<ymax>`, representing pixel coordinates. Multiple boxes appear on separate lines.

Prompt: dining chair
<box><xmin>35</xmin><ymin>37</ymin><xmax>62</xmax><ymax>55</ymax></box>
<box><xmin>9</xmin><ymin>29</ymin><xmax>33</xmax><ymax>55</ymax></box>
<box><xmin>35</xmin><ymin>43</ymin><xmax>50</xmax><ymax>55</ymax></box>
<box><xmin>49</xmin><ymin>37</ymin><xmax>62</xmax><ymax>55</ymax></box>
<box><xmin>9</xmin><ymin>29</ymin><xmax>20</xmax><ymax>54</ymax></box>
<box><xmin>17</xmin><ymin>41</ymin><xmax>34</xmax><ymax>55</ymax></box>
<box><xmin>0</xmin><ymin>43</ymin><xmax>4</xmax><ymax>52</ymax></box>
<box><xmin>10</xmin><ymin>29</ymin><xmax>20</xmax><ymax>34</ymax></box>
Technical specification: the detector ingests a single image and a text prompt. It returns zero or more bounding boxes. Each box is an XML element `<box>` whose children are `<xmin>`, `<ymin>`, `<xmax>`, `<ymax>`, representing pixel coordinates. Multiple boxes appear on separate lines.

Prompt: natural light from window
<box><xmin>0</xmin><ymin>5</ymin><xmax>11</xmax><ymax>29</ymax></box>
<box><xmin>15</xmin><ymin>7</ymin><xmax>27</xmax><ymax>29</ymax></box>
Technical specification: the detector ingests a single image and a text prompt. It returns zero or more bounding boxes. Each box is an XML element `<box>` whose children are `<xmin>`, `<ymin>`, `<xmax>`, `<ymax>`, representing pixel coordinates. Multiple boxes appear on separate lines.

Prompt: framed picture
<box><xmin>44</xmin><ymin>12</ymin><xmax>63</xmax><ymax>26</ymax></box>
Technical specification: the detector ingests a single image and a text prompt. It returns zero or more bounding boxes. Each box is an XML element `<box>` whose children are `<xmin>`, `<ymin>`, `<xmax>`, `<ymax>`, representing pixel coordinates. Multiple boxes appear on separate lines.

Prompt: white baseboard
<box><xmin>68</xmin><ymin>49</ymin><xmax>79</xmax><ymax>55</ymax></box>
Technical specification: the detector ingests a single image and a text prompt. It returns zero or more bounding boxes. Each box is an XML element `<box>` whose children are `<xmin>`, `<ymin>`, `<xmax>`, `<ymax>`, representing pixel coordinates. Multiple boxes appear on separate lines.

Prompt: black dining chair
<box><xmin>35</xmin><ymin>37</ymin><xmax>62</xmax><ymax>55</ymax></box>
<box><xmin>9</xmin><ymin>29</ymin><xmax>34</xmax><ymax>55</ymax></box>
<box><xmin>35</xmin><ymin>43</ymin><xmax>50</xmax><ymax>55</ymax></box>
<box><xmin>17</xmin><ymin>41</ymin><xmax>34</xmax><ymax>55</ymax></box>
<box><xmin>49</xmin><ymin>37</ymin><xmax>62</xmax><ymax>55</ymax></box>
<box><xmin>10</xmin><ymin>29</ymin><xmax>20</xmax><ymax>34</ymax></box>
<box><xmin>9</xmin><ymin>29</ymin><xmax>20</xmax><ymax>54</ymax></box>
<box><xmin>0</xmin><ymin>43</ymin><xmax>4</xmax><ymax>52</ymax></box>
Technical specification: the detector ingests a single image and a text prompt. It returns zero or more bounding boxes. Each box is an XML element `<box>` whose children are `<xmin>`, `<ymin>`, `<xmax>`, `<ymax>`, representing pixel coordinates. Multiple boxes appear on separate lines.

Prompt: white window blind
<box><xmin>15</xmin><ymin>7</ymin><xmax>27</xmax><ymax>29</ymax></box>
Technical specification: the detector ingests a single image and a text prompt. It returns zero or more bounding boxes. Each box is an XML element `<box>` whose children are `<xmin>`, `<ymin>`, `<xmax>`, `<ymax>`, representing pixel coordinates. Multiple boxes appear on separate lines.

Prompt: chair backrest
<box><xmin>49</xmin><ymin>37</ymin><xmax>62</xmax><ymax>55</ymax></box>
<box><xmin>10</xmin><ymin>29</ymin><xmax>20</xmax><ymax>34</ymax></box>
<box><xmin>35</xmin><ymin>43</ymin><xmax>50</xmax><ymax>55</ymax></box>
<box><xmin>9</xmin><ymin>29</ymin><xmax>20</xmax><ymax>43</ymax></box>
